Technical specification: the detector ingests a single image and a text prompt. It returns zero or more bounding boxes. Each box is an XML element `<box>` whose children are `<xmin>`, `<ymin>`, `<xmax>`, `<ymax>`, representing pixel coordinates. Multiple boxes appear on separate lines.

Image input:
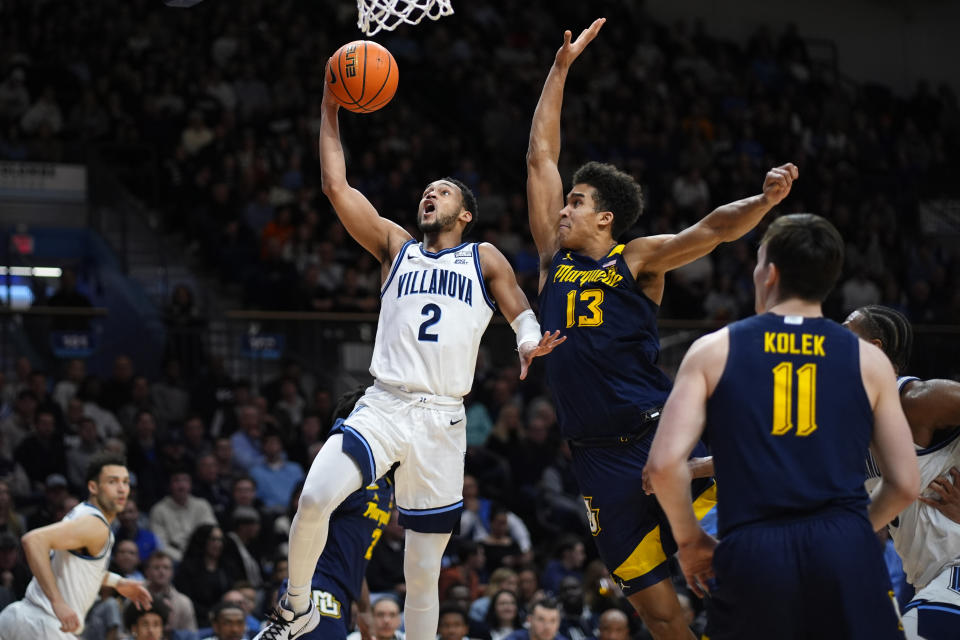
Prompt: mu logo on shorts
<box><xmin>311</xmin><ymin>590</ymin><xmax>342</xmax><ymax>618</ymax></box>
<box><xmin>583</xmin><ymin>496</ymin><xmax>601</xmax><ymax>536</ymax></box>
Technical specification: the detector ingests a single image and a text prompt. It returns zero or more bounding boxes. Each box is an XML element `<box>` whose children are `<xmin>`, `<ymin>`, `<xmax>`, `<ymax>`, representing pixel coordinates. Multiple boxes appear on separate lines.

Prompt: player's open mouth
<box><xmin>424</xmin><ymin>202</ymin><xmax>436</xmax><ymax>213</ymax></box>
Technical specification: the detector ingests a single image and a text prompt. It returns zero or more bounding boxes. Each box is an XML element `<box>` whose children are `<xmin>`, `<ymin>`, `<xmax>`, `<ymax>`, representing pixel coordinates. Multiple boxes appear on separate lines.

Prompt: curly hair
<box><xmin>571</xmin><ymin>161</ymin><xmax>644</xmax><ymax>240</ymax></box>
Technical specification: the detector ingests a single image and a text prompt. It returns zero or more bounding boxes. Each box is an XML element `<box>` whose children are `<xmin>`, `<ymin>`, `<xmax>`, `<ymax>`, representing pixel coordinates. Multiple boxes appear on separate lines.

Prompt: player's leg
<box><xmin>900</xmin><ymin>566</ymin><xmax>960</xmax><ymax>640</ymax></box>
<box><xmin>396</xmin><ymin>401</ymin><xmax>465</xmax><ymax>640</ymax></box>
<box><xmin>404</xmin><ymin>529</ymin><xmax>453</xmax><ymax>640</ymax></box>
<box><xmin>627</xmin><ymin>581</ymin><xmax>696</xmax><ymax>640</ymax></box>
<box><xmin>284</xmin><ymin>434</ymin><xmax>363</xmax><ymax>614</ymax></box>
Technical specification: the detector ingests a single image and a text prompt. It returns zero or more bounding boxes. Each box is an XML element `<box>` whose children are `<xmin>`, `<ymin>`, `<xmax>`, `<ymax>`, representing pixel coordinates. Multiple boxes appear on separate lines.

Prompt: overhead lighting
<box><xmin>0</xmin><ymin>266</ymin><xmax>63</xmax><ymax>277</ymax></box>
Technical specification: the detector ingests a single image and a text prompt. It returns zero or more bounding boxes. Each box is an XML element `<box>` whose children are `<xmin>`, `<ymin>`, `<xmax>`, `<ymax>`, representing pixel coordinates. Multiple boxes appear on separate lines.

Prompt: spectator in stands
<box><xmin>347</xmin><ymin>596</ymin><xmax>403</xmax><ymax>640</ymax></box>
<box><xmin>540</xmin><ymin>537</ymin><xmax>586</xmax><ymax>597</ymax></box>
<box><xmin>0</xmin><ymin>481</ymin><xmax>25</xmax><ymax>538</ymax></box>
<box><xmin>115</xmin><ymin>498</ymin><xmax>160</xmax><ymax>564</ymax></box>
<box><xmin>76</xmin><ymin>376</ymin><xmax>124</xmax><ymax>441</ymax></box>
<box><xmin>439</xmin><ymin>539</ymin><xmax>485</xmax><ymax>604</ymax></box>
<box><xmin>0</xmin><ymin>390</ymin><xmax>37</xmax><ymax>459</ymax></box>
<box><xmin>470</xmin><ymin>568</ymin><xmax>519</xmax><ymax>624</ymax></box>
<box><xmin>0</xmin><ymin>531</ymin><xmax>29</xmax><ymax>608</ymax></box>
<box><xmin>537</xmin><ymin>443</ymin><xmax>588</xmax><ymax>536</ymax></box>
<box><xmin>437</xmin><ymin>604</ymin><xmax>471</xmax><ymax>640</ymax></box>
<box><xmin>14</xmin><ymin>410</ymin><xmax>66</xmax><ymax>489</ymax></box>
<box><xmin>480</xmin><ymin>506</ymin><xmax>532</xmax><ymax>577</ymax></box>
<box><xmin>20</xmin><ymin>86</ymin><xmax>62</xmax><ymax>135</ymax></box>
<box><xmin>123</xmin><ymin>597</ymin><xmax>170</xmax><ymax>640</ymax></box>
<box><xmin>249</xmin><ymin>429</ymin><xmax>303</xmax><ymax>514</ymax></box>
<box><xmin>65</xmin><ymin>416</ymin><xmax>100</xmax><ymax>490</ymax></box>
<box><xmin>229</xmin><ymin>405</ymin><xmax>264</xmax><ymax>469</ymax></box>
<box><xmin>516</xmin><ymin>567</ymin><xmax>542</xmax><ymax>618</ymax></box>
<box><xmin>271</xmin><ymin>378</ymin><xmax>305</xmax><ymax>434</ymax></box>
<box><xmin>112</xmin><ymin>539</ymin><xmax>146</xmax><ymax>581</ymax></box>
<box><xmin>193</xmin><ymin>453</ymin><xmax>232</xmax><ymax>522</ymax></box>
<box><xmin>52</xmin><ymin>358</ymin><xmax>85</xmax><ymax>413</ymax></box>
<box><xmin>26</xmin><ymin>473</ymin><xmax>71</xmax><ymax>529</ymax></box>
<box><xmin>149</xmin><ymin>469</ymin><xmax>217</xmax><ymax>562</ymax></box>
<box><xmin>221</xmin><ymin>587</ymin><xmax>261</xmax><ymax>639</ymax></box>
<box><xmin>287</xmin><ymin>412</ymin><xmax>323</xmax><ymax>470</ymax></box>
<box><xmin>228</xmin><ymin>476</ymin><xmax>264</xmax><ymax>523</ymax></box>
<box><xmin>144</xmin><ymin>550</ymin><xmax>198</xmax><ymax>636</ymax></box>
<box><xmin>202</xmin><ymin>600</ymin><xmax>247</xmax><ymax>640</ymax></box>
<box><xmin>27</xmin><ymin>370</ymin><xmax>65</xmax><ymax>430</ymax></box>
<box><xmin>0</xmin><ymin>68</ymin><xmax>29</xmax><ymax>123</ymax></box>
<box><xmin>557</xmin><ymin>577</ymin><xmax>595</xmax><ymax>640</ymax></box>
<box><xmin>164</xmin><ymin>285</ymin><xmax>207</xmax><ymax>379</ymax></box>
<box><xmin>44</xmin><ymin>268</ymin><xmax>93</xmax><ymax>330</ymax></box>
<box><xmin>127</xmin><ymin>410</ymin><xmax>166</xmax><ymax>509</ymax></box>
<box><xmin>118</xmin><ymin>376</ymin><xmax>161</xmax><ymax>433</ymax></box>
<box><xmin>174</xmin><ymin>524</ymin><xmax>233</xmax><ymax>627</ymax></box>
<box><xmin>483</xmin><ymin>589</ymin><xmax>524</xmax><ymax>640</ymax></box>
<box><xmin>100</xmin><ymin>355</ymin><xmax>135</xmax><ymax>413</ymax></box>
<box><xmin>222</xmin><ymin>506</ymin><xmax>264</xmax><ymax>589</ymax></box>
<box><xmin>595</xmin><ymin>609</ymin><xmax>630</xmax><ymax>640</ymax></box>
<box><xmin>503</xmin><ymin>597</ymin><xmax>564</xmax><ymax>640</ymax></box>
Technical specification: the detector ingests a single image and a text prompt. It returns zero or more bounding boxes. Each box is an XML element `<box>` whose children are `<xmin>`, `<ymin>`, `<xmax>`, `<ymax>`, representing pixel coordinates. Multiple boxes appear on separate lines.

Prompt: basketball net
<box><xmin>356</xmin><ymin>0</ymin><xmax>454</xmax><ymax>36</ymax></box>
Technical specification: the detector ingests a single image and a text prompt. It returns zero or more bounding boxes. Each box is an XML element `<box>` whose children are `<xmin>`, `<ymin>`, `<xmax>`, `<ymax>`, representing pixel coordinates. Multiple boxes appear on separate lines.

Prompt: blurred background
<box><xmin>0</xmin><ymin>0</ymin><xmax>957</xmax><ymax>637</ymax></box>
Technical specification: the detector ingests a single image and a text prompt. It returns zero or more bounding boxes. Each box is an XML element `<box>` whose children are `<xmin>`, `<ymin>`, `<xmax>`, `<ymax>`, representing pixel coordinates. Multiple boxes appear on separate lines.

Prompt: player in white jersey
<box><xmin>0</xmin><ymin>452</ymin><xmax>152</xmax><ymax>639</ymax></box>
<box><xmin>254</xmin><ymin>86</ymin><xmax>564</xmax><ymax>640</ymax></box>
<box><xmin>846</xmin><ymin>305</ymin><xmax>960</xmax><ymax>639</ymax></box>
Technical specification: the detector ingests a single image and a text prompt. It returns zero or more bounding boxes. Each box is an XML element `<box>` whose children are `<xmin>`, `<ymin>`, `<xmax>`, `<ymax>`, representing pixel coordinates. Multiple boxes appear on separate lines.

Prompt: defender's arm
<box><xmin>625</xmin><ymin>164</ymin><xmax>798</xmax><ymax>278</ymax></box>
<box><xmin>527</xmin><ymin>19</ymin><xmax>606</xmax><ymax>284</ymax></box>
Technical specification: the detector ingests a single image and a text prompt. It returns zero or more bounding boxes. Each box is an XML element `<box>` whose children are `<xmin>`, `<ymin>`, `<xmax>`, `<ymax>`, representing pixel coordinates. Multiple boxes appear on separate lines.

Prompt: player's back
<box><xmin>538</xmin><ymin>246</ymin><xmax>672</xmax><ymax>439</ymax></box>
<box><xmin>372</xmin><ymin>240</ymin><xmax>495</xmax><ymax>398</ymax></box>
<box><xmin>707</xmin><ymin>313</ymin><xmax>873</xmax><ymax>536</ymax></box>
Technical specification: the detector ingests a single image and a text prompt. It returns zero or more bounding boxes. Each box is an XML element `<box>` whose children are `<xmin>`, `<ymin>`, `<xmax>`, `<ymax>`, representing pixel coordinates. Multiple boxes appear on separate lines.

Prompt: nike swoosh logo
<box><xmin>327</xmin><ymin>67</ymin><xmax>337</xmax><ymax>85</ymax></box>
<box><xmin>407</xmin><ymin>255</ymin><xmax>416</xmax><ymax>260</ymax></box>
<box><xmin>450</xmin><ymin>418</ymin><xmax>463</xmax><ymax>425</ymax></box>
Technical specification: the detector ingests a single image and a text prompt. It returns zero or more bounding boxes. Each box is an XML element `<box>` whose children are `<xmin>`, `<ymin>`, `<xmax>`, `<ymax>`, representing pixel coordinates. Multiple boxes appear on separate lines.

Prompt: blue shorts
<box><xmin>279</xmin><ymin>578</ymin><xmax>352</xmax><ymax>640</ymax></box>
<box><xmin>570</xmin><ymin>427</ymin><xmax>717</xmax><ymax>595</ymax></box>
<box><xmin>705</xmin><ymin>507</ymin><xmax>904</xmax><ymax>639</ymax></box>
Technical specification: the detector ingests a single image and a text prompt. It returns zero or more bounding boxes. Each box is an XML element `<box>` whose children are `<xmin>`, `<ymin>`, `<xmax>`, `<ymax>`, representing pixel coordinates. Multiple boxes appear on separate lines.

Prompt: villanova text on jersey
<box><xmin>395</xmin><ymin>268</ymin><xmax>474</xmax><ymax>305</ymax></box>
<box><xmin>538</xmin><ymin>245</ymin><xmax>672</xmax><ymax>439</ymax></box>
<box><xmin>706</xmin><ymin>314</ymin><xmax>874</xmax><ymax>536</ymax></box>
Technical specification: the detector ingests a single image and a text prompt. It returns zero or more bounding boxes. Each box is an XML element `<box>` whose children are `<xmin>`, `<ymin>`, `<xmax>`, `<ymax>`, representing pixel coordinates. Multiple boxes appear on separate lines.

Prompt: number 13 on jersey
<box><xmin>566</xmin><ymin>289</ymin><xmax>604</xmax><ymax>328</ymax></box>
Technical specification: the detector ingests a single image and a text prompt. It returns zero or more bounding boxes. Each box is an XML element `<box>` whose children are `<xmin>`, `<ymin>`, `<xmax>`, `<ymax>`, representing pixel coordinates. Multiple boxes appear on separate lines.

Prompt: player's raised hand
<box><xmin>53</xmin><ymin>600</ymin><xmax>81</xmax><ymax>633</ymax></box>
<box><xmin>518</xmin><ymin>330</ymin><xmax>567</xmax><ymax>380</ymax></box>
<box><xmin>555</xmin><ymin>18</ymin><xmax>606</xmax><ymax>69</ymax></box>
<box><xmin>677</xmin><ymin>529</ymin><xmax>718</xmax><ymax>599</ymax></box>
<box><xmin>920</xmin><ymin>467</ymin><xmax>960</xmax><ymax>524</ymax></box>
<box><xmin>760</xmin><ymin>163</ymin><xmax>799</xmax><ymax>207</ymax></box>
<box><xmin>117</xmin><ymin>578</ymin><xmax>153</xmax><ymax>610</ymax></box>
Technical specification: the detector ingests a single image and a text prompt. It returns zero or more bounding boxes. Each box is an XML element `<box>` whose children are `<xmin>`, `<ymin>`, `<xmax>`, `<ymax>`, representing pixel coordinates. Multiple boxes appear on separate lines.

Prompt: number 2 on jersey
<box><xmin>771</xmin><ymin>362</ymin><xmax>817</xmax><ymax>436</ymax></box>
<box><xmin>566</xmin><ymin>289</ymin><xmax>604</xmax><ymax>328</ymax></box>
<box><xmin>418</xmin><ymin>303</ymin><xmax>441</xmax><ymax>342</ymax></box>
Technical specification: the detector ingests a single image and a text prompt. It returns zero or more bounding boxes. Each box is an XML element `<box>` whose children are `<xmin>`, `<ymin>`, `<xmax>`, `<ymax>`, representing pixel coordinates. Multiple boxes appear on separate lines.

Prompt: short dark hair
<box><xmin>209</xmin><ymin>599</ymin><xmax>244</xmax><ymax>624</ymax></box>
<box><xmin>531</xmin><ymin>596</ymin><xmax>561</xmax><ymax>614</ymax></box>
<box><xmin>853</xmin><ymin>305</ymin><xmax>913</xmax><ymax>373</ymax></box>
<box><xmin>572</xmin><ymin>161</ymin><xmax>644</xmax><ymax>240</ymax></box>
<box><xmin>760</xmin><ymin>214</ymin><xmax>844</xmax><ymax>302</ymax></box>
<box><xmin>124</xmin><ymin>598</ymin><xmax>169</xmax><ymax>629</ymax></box>
<box><xmin>85</xmin><ymin>452</ymin><xmax>127</xmax><ymax>484</ymax></box>
<box><xmin>440</xmin><ymin>177</ymin><xmax>479</xmax><ymax>236</ymax></box>
<box><xmin>438</xmin><ymin>603</ymin><xmax>469</xmax><ymax>626</ymax></box>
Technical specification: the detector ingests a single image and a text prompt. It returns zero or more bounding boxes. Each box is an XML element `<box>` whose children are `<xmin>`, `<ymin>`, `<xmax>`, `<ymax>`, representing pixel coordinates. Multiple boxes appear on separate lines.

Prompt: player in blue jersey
<box><xmin>647</xmin><ymin>214</ymin><xmax>920</xmax><ymax>639</ymax></box>
<box><xmin>527</xmin><ymin>19</ymin><xmax>798</xmax><ymax>639</ymax></box>
<box><xmin>276</xmin><ymin>386</ymin><xmax>395</xmax><ymax>640</ymax></box>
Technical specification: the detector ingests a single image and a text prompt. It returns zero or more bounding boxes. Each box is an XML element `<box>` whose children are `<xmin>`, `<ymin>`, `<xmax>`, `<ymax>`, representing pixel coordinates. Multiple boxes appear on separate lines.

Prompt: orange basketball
<box><xmin>325</xmin><ymin>40</ymin><xmax>399</xmax><ymax>114</ymax></box>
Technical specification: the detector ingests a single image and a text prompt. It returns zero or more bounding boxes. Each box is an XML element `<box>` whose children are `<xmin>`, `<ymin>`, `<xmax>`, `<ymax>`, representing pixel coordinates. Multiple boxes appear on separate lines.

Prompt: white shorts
<box><xmin>0</xmin><ymin>600</ymin><xmax>76</xmax><ymax>640</ymax></box>
<box><xmin>335</xmin><ymin>381</ymin><xmax>466</xmax><ymax>533</ymax></box>
<box><xmin>902</xmin><ymin>564</ymin><xmax>960</xmax><ymax>639</ymax></box>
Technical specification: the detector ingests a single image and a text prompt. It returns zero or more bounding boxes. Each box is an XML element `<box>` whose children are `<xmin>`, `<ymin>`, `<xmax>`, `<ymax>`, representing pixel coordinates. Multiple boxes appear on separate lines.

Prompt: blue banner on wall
<box><xmin>240</xmin><ymin>333</ymin><xmax>285</xmax><ymax>360</ymax></box>
<box><xmin>50</xmin><ymin>331</ymin><xmax>97</xmax><ymax>358</ymax></box>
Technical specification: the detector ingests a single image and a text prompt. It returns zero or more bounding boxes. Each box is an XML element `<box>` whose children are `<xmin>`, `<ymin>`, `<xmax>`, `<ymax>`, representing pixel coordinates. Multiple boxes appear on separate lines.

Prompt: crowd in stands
<box><xmin>0</xmin><ymin>0</ymin><xmax>959</xmax><ymax>638</ymax></box>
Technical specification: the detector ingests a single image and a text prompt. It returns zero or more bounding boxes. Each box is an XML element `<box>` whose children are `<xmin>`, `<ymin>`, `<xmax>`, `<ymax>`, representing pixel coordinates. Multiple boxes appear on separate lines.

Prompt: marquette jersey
<box><xmin>372</xmin><ymin>241</ymin><xmax>495</xmax><ymax>398</ymax></box>
<box><xmin>865</xmin><ymin>376</ymin><xmax>960</xmax><ymax>590</ymax></box>
<box><xmin>314</xmin><ymin>473</ymin><xmax>395</xmax><ymax>601</ymax></box>
<box><xmin>25</xmin><ymin>502</ymin><xmax>114</xmax><ymax>633</ymax></box>
<box><xmin>707</xmin><ymin>314</ymin><xmax>873</xmax><ymax>536</ymax></box>
<box><xmin>538</xmin><ymin>245</ymin><xmax>672</xmax><ymax>439</ymax></box>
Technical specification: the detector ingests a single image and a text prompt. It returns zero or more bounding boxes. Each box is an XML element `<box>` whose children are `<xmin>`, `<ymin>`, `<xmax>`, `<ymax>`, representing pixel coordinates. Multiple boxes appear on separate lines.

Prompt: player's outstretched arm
<box><xmin>862</xmin><ymin>342</ymin><xmax>921</xmax><ymax>531</ymax></box>
<box><xmin>21</xmin><ymin>515</ymin><xmax>113</xmax><ymax>633</ymax></box>
<box><xmin>319</xmin><ymin>85</ymin><xmax>411</xmax><ymax>264</ymax></box>
<box><xmin>625</xmin><ymin>163</ymin><xmax>798</xmax><ymax>278</ymax></box>
<box><xmin>648</xmin><ymin>330</ymin><xmax>726</xmax><ymax>597</ymax></box>
<box><xmin>527</xmin><ymin>19</ymin><xmax>606</xmax><ymax>276</ymax></box>
<box><xmin>478</xmin><ymin>244</ymin><xmax>565</xmax><ymax>380</ymax></box>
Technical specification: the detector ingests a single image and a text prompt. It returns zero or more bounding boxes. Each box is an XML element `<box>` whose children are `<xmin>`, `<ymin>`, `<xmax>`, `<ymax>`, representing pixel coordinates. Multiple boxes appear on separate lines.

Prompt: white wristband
<box><xmin>510</xmin><ymin>309</ymin><xmax>542</xmax><ymax>349</ymax></box>
<box><xmin>104</xmin><ymin>572</ymin><xmax>122</xmax><ymax>588</ymax></box>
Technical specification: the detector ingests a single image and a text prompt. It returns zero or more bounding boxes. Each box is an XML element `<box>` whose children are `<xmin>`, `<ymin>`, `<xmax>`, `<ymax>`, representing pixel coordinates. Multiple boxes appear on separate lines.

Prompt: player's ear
<box><xmin>459</xmin><ymin>210</ymin><xmax>473</xmax><ymax>226</ymax></box>
<box><xmin>597</xmin><ymin>210</ymin><xmax>614</xmax><ymax>229</ymax></box>
<box><xmin>765</xmin><ymin>261</ymin><xmax>779</xmax><ymax>289</ymax></box>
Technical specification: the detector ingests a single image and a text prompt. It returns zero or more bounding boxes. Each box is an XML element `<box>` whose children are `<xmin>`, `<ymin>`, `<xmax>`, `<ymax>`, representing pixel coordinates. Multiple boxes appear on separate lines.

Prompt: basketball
<box><xmin>326</xmin><ymin>40</ymin><xmax>399</xmax><ymax>113</ymax></box>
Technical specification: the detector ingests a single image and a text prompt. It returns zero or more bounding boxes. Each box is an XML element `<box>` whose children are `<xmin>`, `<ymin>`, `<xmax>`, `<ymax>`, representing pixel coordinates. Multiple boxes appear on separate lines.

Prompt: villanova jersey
<box><xmin>538</xmin><ymin>245</ymin><xmax>672</xmax><ymax>439</ymax></box>
<box><xmin>25</xmin><ymin>502</ymin><xmax>113</xmax><ymax>633</ymax></box>
<box><xmin>314</xmin><ymin>474</ymin><xmax>395</xmax><ymax>602</ymax></box>
<box><xmin>865</xmin><ymin>376</ymin><xmax>960</xmax><ymax>590</ymax></box>
<box><xmin>372</xmin><ymin>240</ymin><xmax>495</xmax><ymax>398</ymax></box>
<box><xmin>707</xmin><ymin>314</ymin><xmax>873</xmax><ymax>536</ymax></box>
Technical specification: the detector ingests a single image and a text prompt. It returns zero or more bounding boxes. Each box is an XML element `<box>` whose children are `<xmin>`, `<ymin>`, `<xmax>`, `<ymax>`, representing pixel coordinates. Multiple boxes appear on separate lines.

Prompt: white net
<box><xmin>356</xmin><ymin>0</ymin><xmax>454</xmax><ymax>36</ymax></box>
